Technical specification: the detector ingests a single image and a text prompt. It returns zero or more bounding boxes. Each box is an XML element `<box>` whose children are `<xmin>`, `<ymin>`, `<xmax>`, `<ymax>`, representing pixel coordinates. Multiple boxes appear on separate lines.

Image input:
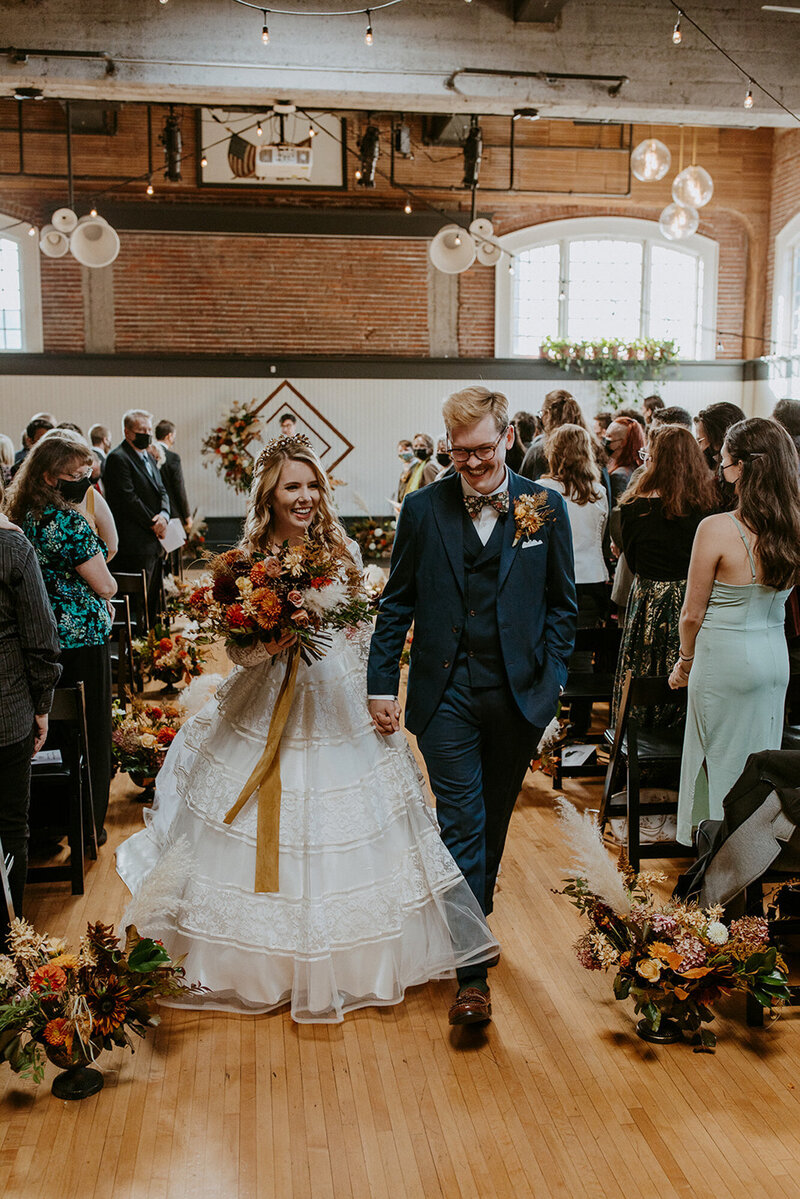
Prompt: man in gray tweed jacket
<box><xmin>0</xmin><ymin>518</ymin><xmax>61</xmax><ymax>942</ymax></box>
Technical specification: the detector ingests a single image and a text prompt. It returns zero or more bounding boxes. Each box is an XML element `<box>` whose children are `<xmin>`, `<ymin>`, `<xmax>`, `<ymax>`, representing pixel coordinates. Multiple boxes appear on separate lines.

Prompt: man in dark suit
<box><xmin>11</xmin><ymin>414</ymin><xmax>55</xmax><ymax>478</ymax></box>
<box><xmin>155</xmin><ymin>419</ymin><xmax>191</xmax><ymax>576</ymax></box>
<box><xmin>103</xmin><ymin>409</ymin><xmax>170</xmax><ymax>629</ymax></box>
<box><xmin>368</xmin><ymin>386</ymin><xmax>576</xmax><ymax>1027</ymax></box>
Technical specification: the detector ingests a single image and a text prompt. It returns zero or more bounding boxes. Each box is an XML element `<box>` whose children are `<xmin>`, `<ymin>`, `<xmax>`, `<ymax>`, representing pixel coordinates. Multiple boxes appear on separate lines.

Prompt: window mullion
<box><xmin>560</xmin><ymin>239</ymin><xmax>568</xmax><ymax>339</ymax></box>
<box><xmin>640</xmin><ymin>240</ymin><xmax>650</xmax><ymax>340</ymax></box>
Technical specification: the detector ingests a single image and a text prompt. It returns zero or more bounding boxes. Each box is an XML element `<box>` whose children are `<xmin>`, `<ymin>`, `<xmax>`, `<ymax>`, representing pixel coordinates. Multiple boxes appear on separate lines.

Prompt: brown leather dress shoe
<box><xmin>448</xmin><ymin>986</ymin><xmax>492</xmax><ymax>1026</ymax></box>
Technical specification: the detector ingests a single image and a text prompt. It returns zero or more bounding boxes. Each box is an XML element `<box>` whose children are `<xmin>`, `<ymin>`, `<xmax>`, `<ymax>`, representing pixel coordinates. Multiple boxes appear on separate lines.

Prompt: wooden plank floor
<box><xmin>3</xmin><ymin>699</ymin><xmax>800</xmax><ymax>1197</ymax></box>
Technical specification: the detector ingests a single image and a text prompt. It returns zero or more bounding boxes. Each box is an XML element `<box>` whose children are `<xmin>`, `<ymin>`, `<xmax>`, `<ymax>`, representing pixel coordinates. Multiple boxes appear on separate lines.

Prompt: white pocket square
<box><xmin>523</xmin><ymin>538</ymin><xmax>543</xmax><ymax>548</ymax></box>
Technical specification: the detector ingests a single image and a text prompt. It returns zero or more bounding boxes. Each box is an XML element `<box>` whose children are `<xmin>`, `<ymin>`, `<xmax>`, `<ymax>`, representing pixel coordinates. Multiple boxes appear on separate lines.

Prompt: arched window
<box><xmin>772</xmin><ymin>211</ymin><xmax>800</xmax><ymax>356</ymax></box>
<box><xmin>0</xmin><ymin>217</ymin><xmax>43</xmax><ymax>352</ymax></box>
<box><xmin>495</xmin><ymin>216</ymin><xmax>718</xmax><ymax>360</ymax></box>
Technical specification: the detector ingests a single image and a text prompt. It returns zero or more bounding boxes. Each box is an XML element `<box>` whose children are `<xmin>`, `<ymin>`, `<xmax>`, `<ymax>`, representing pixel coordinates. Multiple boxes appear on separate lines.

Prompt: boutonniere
<box><xmin>512</xmin><ymin>491</ymin><xmax>554</xmax><ymax>547</ymax></box>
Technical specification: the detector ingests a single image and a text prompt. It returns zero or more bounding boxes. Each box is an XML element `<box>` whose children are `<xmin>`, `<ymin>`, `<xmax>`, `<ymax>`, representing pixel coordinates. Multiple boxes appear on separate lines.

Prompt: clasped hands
<box><xmin>368</xmin><ymin>698</ymin><xmax>401</xmax><ymax>735</ymax></box>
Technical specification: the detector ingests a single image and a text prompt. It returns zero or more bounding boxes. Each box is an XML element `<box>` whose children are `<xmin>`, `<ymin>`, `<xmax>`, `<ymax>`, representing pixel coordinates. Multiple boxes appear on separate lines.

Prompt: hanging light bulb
<box><xmin>261</xmin><ymin>11</ymin><xmax>269</xmax><ymax>44</ymax></box>
<box><xmin>308</xmin><ymin>126</ymin><xmax>316</xmax><ymax>138</ymax></box>
<box><xmin>404</xmin><ymin>201</ymin><xmax>412</xmax><ymax>214</ymax></box>
<box><xmin>365</xmin><ymin>10</ymin><xmax>373</xmax><ymax>44</ymax></box>
<box><xmin>672</xmin><ymin>12</ymin><xmax>682</xmax><ymax>43</ymax></box>
<box><xmin>508</xmin><ymin>259</ymin><xmax>514</xmax><ymax>275</ymax></box>
<box><xmin>27</xmin><ymin>225</ymin><xmax>36</xmax><ymax>237</ymax></box>
<box><xmin>159</xmin><ymin>0</ymin><xmax>169</xmax><ymax>5</ymax></box>
<box><xmin>355</xmin><ymin>168</ymin><xmax>362</xmax><ymax>181</ymax></box>
<box><xmin>630</xmin><ymin>138</ymin><xmax>671</xmax><ymax>182</ymax></box>
<box><xmin>453</xmin><ymin>234</ymin><xmax>462</xmax><ymax>247</ymax></box>
<box><xmin>256</xmin><ymin>121</ymin><xmax>263</xmax><ymax>138</ymax></box>
<box><xmin>672</xmin><ymin>164</ymin><xmax>714</xmax><ymax>208</ymax></box>
<box><xmin>200</xmin><ymin>153</ymin><xmax>208</xmax><ymax>168</ymax></box>
<box><xmin>90</xmin><ymin>205</ymin><xmax>98</xmax><ymax>217</ymax></box>
<box><xmin>744</xmin><ymin>83</ymin><xmax>754</xmax><ymax>109</ymax></box>
<box><xmin>659</xmin><ymin>201</ymin><xmax>699</xmax><ymax>240</ymax></box>
<box><xmin>146</xmin><ymin>178</ymin><xmax>154</xmax><ymax>196</ymax></box>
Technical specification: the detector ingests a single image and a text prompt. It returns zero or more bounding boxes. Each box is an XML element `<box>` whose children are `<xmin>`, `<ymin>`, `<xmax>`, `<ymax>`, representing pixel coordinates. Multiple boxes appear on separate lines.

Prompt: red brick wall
<box><xmin>112</xmin><ymin>234</ymin><xmax>430</xmax><ymax>355</ymax></box>
<box><xmin>764</xmin><ymin>129</ymin><xmax>800</xmax><ymax>351</ymax></box>
<box><xmin>40</xmin><ymin>255</ymin><xmax>84</xmax><ymax>352</ymax></box>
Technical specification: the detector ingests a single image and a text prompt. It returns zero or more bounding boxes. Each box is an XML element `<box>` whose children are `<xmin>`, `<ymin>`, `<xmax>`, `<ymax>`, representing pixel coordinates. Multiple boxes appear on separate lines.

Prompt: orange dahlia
<box><xmin>250</xmin><ymin>587</ymin><xmax>282</xmax><ymax>629</ymax></box>
<box><xmin>30</xmin><ymin>963</ymin><xmax>67</xmax><ymax>992</ymax></box>
<box><xmin>43</xmin><ymin>1018</ymin><xmax>74</xmax><ymax>1052</ymax></box>
<box><xmin>249</xmin><ymin>560</ymin><xmax>268</xmax><ymax>585</ymax></box>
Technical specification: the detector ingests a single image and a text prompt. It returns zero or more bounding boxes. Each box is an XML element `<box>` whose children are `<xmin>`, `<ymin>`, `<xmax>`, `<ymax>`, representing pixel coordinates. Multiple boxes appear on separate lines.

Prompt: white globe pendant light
<box><xmin>659</xmin><ymin>202</ymin><xmax>699</xmax><ymax>241</ymax></box>
<box><xmin>631</xmin><ymin>138</ymin><xmax>671</xmax><ymax>182</ymax></box>
<box><xmin>672</xmin><ymin>165</ymin><xmax>714</xmax><ymax>208</ymax></box>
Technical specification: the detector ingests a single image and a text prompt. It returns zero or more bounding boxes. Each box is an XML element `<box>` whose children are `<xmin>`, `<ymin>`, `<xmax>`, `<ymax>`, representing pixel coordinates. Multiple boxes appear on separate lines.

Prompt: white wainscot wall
<box><xmin>0</xmin><ymin>372</ymin><xmax>752</xmax><ymax>518</ymax></box>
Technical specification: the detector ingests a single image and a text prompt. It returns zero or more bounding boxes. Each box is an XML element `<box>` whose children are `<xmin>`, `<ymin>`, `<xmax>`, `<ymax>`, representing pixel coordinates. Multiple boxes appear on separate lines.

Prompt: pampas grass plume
<box><xmin>556</xmin><ymin>798</ymin><xmax>632</xmax><ymax>915</ymax></box>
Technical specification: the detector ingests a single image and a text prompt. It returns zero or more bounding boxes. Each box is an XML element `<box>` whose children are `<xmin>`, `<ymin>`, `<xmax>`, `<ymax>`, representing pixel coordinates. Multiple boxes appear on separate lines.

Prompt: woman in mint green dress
<box><xmin>669</xmin><ymin>418</ymin><xmax>800</xmax><ymax>846</ymax></box>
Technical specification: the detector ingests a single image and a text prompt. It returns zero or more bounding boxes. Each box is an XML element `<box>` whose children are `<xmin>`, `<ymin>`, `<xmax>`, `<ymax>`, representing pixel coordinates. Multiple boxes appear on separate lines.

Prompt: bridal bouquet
<box><xmin>188</xmin><ymin>538</ymin><xmax>371</xmax><ymax>660</ymax></box>
<box><xmin>555</xmin><ymin>800</ymin><xmax>790</xmax><ymax>1051</ymax></box>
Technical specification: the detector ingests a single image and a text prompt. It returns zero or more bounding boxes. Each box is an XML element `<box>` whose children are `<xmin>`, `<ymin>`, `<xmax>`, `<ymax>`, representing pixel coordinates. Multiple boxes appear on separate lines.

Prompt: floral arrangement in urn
<box><xmin>0</xmin><ymin>918</ymin><xmax>199</xmax><ymax>1097</ymax></box>
<box><xmin>111</xmin><ymin>700</ymin><xmax>182</xmax><ymax>783</ymax></box>
<box><xmin>133</xmin><ymin>624</ymin><xmax>206</xmax><ymax>688</ymax></box>
<box><xmin>188</xmin><ymin>538</ymin><xmax>371</xmax><ymax>662</ymax></box>
<box><xmin>555</xmin><ymin>801</ymin><xmax>790</xmax><ymax>1051</ymax></box>
<box><xmin>201</xmin><ymin>400</ymin><xmax>261</xmax><ymax>494</ymax></box>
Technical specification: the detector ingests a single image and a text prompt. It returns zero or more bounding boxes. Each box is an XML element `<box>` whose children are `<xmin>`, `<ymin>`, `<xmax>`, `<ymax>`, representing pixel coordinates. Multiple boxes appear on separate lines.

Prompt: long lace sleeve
<box><xmin>226</xmin><ymin>641</ymin><xmax>272</xmax><ymax>667</ymax></box>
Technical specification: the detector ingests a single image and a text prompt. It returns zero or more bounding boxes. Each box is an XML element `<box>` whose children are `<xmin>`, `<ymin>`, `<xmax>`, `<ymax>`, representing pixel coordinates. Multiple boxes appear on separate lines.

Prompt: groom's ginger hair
<box><xmin>442</xmin><ymin>387</ymin><xmax>509</xmax><ymax>435</ymax></box>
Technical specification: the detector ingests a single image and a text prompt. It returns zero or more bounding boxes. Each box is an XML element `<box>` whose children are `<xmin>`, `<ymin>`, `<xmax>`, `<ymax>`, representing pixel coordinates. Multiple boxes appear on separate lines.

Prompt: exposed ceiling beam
<box><xmin>512</xmin><ymin>0</ymin><xmax>569</xmax><ymax>22</ymax></box>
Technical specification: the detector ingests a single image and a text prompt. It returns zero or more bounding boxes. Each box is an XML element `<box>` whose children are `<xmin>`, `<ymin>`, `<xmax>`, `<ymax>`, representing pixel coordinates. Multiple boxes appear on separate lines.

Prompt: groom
<box><xmin>368</xmin><ymin>386</ymin><xmax>576</xmax><ymax>1026</ymax></box>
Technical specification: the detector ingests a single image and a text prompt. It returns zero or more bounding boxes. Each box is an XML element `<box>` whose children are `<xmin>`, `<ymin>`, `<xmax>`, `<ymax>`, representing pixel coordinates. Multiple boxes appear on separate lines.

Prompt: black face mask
<box><xmin>703</xmin><ymin>445</ymin><xmax>717</xmax><ymax>470</ymax></box>
<box><xmin>133</xmin><ymin>432</ymin><xmax>151</xmax><ymax>450</ymax></box>
<box><xmin>58</xmin><ymin>476</ymin><xmax>93</xmax><ymax>503</ymax></box>
<box><xmin>436</xmin><ymin>452</ymin><xmax>451</xmax><ymax>467</ymax></box>
<box><xmin>602</xmin><ymin>438</ymin><xmax>612</xmax><ymax>453</ymax></box>
<box><xmin>414</xmin><ymin>447</ymin><xmax>431</xmax><ymax>461</ymax></box>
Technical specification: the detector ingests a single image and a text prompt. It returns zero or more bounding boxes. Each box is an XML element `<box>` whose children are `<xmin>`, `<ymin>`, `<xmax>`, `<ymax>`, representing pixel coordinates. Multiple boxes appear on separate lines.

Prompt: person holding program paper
<box><xmin>104</xmin><ymin>409</ymin><xmax>171</xmax><ymax>630</ymax></box>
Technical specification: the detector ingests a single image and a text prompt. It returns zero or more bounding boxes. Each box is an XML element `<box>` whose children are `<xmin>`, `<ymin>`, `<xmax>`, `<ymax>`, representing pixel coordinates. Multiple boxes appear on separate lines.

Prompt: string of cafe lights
<box><xmin>668</xmin><ymin>1</ymin><xmax>800</xmax><ymax>126</ymax></box>
<box><xmin>218</xmin><ymin>0</ymin><xmax>404</xmax><ymax>47</ymax></box>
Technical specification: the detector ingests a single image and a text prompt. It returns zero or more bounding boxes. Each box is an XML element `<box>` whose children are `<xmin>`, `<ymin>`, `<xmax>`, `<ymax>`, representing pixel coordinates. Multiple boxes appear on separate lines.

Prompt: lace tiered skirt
<box><xmin>116</xmin><ymin>634</ymin><xmax>498</xmax><ymax>1023</ymax></box>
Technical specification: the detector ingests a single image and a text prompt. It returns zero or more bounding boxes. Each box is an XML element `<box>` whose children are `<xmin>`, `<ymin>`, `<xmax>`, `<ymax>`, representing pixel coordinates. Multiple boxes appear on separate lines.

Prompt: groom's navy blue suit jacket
<box><xmin>367</xmin><ymin>468</ymin><xmax>577</xmax><ymax>735</ymax></box>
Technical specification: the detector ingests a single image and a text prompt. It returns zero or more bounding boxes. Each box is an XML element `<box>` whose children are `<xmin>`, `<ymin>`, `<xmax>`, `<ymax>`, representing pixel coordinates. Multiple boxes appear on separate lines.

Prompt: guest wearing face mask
<box><xmin>5</xmin><ymin>434</ymin><xmax>118</xmax><ymax>843</ymax></box>
<box><xmin>693</xmin><ymin>402</ymin><xmax>746</xmax><ymax>511</ymax></box>
<box><xmin>103</xmin><ymin>409</ymin><xmax>171</xmax><ymax>629</ymax></box>
<box><xmin>434</xmin><ymin>437</ymin><xmax>455</xmax><ymax>481</ymax></box>
<box><xmin>397</xmin><ymin>433</ymin><xmax>438</xmax><ymax>503</ymax></box>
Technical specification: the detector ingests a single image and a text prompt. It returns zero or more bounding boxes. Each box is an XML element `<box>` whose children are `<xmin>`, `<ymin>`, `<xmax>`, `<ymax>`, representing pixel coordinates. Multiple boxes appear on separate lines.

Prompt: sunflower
<box><xmin>85</xmin><ymin>977</ymin><xmax>131</xmax><ymax>1036</ymax></box>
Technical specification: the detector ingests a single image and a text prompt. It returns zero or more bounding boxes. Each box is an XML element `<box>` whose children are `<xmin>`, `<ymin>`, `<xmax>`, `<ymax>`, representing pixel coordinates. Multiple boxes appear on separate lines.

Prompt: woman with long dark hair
<box><xmin>5</xmin><ymin>434</ymin><xmax>117</xmax><ymax>843</ymax></box>
<box><xmin>694</xmin><ymin>401</ymin><xmax>746</xmax><ymax>510</ymax></box>
<box><xmin>670</xmin><ymin>418</ymin><xmax>800</xmax><ymax>844</ymax></box>
<box><xmin>612</xmin><ymin>425</ymin><xmax>717</xmax><ymax>727</ymax></box>
<box><xmin>117</xmin><ymin>434</ymin><xmax>497</xmax><ymax>1023</ymax></box>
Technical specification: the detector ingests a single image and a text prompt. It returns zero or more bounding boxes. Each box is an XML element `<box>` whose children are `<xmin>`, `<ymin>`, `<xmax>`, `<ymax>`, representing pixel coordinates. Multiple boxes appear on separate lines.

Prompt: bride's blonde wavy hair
<box><xmin>242</xmin><ymin>439</ymin><xmax>347</xmax><ymax>554</ymax></box>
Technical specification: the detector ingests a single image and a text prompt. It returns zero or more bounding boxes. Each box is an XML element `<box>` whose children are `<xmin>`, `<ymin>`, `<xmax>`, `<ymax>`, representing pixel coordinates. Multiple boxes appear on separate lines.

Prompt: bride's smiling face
<box><xmin>270</xmin><ymin>459</ymin><xmax>321</xmax><ymax>541</ymax></box>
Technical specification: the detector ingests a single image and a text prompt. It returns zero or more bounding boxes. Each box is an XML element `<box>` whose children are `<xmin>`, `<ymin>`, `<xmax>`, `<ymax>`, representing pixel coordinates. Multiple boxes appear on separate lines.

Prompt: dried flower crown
<box><xmin>256</xmin><ymin>432</ymin><xmax>313</xmax><ymax>468</ymax></box>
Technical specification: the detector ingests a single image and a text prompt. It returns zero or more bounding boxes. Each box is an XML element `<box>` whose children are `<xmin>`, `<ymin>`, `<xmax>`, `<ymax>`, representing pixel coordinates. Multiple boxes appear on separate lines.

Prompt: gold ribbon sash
<box><xmin>223</xmin><ymin>645</ymin><xmax>300</xmax><ymax>893</ymax></box>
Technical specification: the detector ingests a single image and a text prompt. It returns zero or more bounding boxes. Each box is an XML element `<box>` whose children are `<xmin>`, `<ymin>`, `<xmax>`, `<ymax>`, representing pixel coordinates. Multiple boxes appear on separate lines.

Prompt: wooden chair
<box><xmin>27</xmin><ymin>684</ymin><xmax>97</xmax><ymax>895</ymax></box>
<box><xmin>0</xmin><ymin>836</ymin><xmax>15</xmax><ymax>926</ymax></box>
<box><xmin>551</xmin><ymin>623</ymin><xmax>621</xmax><ymax>789</ymax></box>
<box><xmin>110</xmin><ymin>593</ymin><xmax>138</xmax><ymax>697</ymax></box>
<box><xmin>598</xmin><ymin>670</ymin><xmax>689</xmax><ymax>871</ymax></box>
<box><xmin>112</xmin><ymin>569</ymin><xmax>150</xmax><ymax>636</ymax></box>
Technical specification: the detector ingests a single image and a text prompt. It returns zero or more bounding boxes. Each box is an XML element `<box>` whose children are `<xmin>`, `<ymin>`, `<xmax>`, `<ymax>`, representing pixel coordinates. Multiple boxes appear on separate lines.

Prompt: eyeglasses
<box><xmin>638</xmin><ymin>449</ymin><xmax>652</xmax><ymax>463</ymax></box>
<box><xmin>447</xmin><ymin>427</ymin><xmax>508</xmax><ymax>465</ymax></box>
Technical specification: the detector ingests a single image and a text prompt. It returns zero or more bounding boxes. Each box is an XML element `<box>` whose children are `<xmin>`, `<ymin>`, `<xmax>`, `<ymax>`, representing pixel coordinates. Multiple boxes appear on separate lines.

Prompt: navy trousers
<box><xmin>416</xmin><ymin>659</ymin><xmax>542</xmax><ymax>980</ymax></box>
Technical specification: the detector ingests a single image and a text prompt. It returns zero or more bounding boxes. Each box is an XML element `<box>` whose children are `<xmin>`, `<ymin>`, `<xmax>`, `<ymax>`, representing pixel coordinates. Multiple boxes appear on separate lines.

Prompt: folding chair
<box><xmin>110</xmin><ymin>593</ymin><xmax>138</xmax><ymax>697</ymax></box>
<box><xmin>27</xmin><ymin>683</ymin><xmax>97</xmax><ymax>895</ymax></box>
<box><xmin>0</xmin><ymin>836</ymin><xmax>14</xmax><ymax>926</ymax></box>
<box><xmin>598</xmin><ymin>670</ymin><xmax>688</xmax><ymax>871</ymax></box>
<box><xmin>552</xmin><ymin>623</ymin><xmax>621</xmax><ymax>789</ymax></box>
<box><xmin>112</xmin><ymin>569</ymin><xmax>150</xmax><ymax>636</ymax></box>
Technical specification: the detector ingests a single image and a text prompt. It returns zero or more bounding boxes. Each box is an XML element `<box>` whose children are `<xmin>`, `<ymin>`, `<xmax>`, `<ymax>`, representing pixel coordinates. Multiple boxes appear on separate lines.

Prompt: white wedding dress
<box><xmin>116</xmin><ymin>628</ymin><xmax>498</xmax><ymax>1024</ymax></box>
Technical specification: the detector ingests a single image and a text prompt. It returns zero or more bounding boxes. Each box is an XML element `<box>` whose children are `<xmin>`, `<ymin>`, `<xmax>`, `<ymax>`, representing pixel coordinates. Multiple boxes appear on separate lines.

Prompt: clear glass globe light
<box><xmin>671</xmin><ymin>165</ymin><xmax>714</xmax><ymax>208</ymax></box>
<box><xmin>631</xmin><ymin>138</ymin><xmax>671</xmax><ymax>182</ymax></box>
<box><xmin>659</xmin><ymin>202</ymin><xmax>700</xmax><ymax>241</ymax></box>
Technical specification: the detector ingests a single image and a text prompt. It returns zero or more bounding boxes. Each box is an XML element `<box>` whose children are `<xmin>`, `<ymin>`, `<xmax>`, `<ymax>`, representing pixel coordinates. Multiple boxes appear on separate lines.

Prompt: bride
<box><xmin>116</xmin><ymin>434</ymin><xmax>498</xmax><ymax>1023</ymax></box>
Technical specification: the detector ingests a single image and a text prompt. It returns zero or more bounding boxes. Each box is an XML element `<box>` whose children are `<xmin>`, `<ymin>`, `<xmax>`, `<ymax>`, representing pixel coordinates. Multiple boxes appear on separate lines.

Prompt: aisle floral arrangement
<box><xmin>181</xmin><ymin>516</ymin><xmax>208</xmax><ymax>566</ymax></box>
<box><xmin>133</xmin><ymin>624</ymin><xmax>206</xmax><ymax>688</ymax></box>
<box><xmin>349</xmin><ymin>518</ymin><xmax>396</xmax><ymax>560</ymax></box>
<box><xmin>112</xmin><ymin>700</ymin><xmax>182</xmax><ymax>780</ymax></box>
<box><xmin>188</xmin><ymin>537</ymin><xmax>371</xmax><ymax>660</ymax></box>
<box><xmin>201</xmin><ymin>400</ymin><xmax>261</xmax><ymax>494</ymax></box>
<box><xmin>555</xmin><ymin>800</ymin><xmax>790</xmax><ymax>1051</ymax></box>
<box><xmin>0</xmin><ymin>918</ymin><xmax>198</xmax><ymax>1086</ymax></box>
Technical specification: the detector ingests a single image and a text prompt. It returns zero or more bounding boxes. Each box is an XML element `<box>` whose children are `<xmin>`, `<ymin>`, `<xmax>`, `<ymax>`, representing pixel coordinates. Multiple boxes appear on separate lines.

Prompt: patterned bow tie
<box><xmin>463</xmin><ymin>490</ymin><xmax>509</xmax><ymax>518</ymax></box>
